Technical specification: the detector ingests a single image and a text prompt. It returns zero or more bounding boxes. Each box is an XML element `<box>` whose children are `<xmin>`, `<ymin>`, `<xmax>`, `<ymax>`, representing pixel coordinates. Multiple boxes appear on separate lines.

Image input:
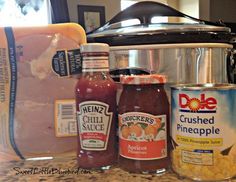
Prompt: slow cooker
<box><xmin>87</xmin><ymin>1</ymin><xmax>236</xmax><ymax>84</ymax></box>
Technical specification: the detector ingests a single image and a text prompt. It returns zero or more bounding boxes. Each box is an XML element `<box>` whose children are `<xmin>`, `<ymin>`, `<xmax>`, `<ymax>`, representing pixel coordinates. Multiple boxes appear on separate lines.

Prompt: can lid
<box><xmin>80</xmin><ymin>43</ymin><xmax>109</xmax><ymax>53</ymax></box>
<box><xmin>120</xmin><ymin>74</ymin><xmax>167</xmax><ymax>85</ymax></box>
<box><xmin>171</xmin><ymin>83</ymin><xmax>236</xmax><ymax>90</ymax></box>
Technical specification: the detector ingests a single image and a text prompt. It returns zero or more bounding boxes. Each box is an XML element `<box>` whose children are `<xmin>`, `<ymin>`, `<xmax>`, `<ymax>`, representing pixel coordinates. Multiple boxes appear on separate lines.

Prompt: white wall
<box><xmin>124</xmin><ymin>0</ymin><xmax>167</xmax><ymax>3</ymax></box>
<box><xmin>167</xmin><ymin>0</ymin><xmax>178</xmax><ymax>9</ymax></box>
<box><xmin>67</xmin><ymin>0</ymin><xmax>170</xmax><ymax>24</ymax></box>
<box><xmin>67</xmin><ymin>0</ymin><xmax>121</xmax><ymax>23</ymax></box>
<box><xmin>179</xmin><ymin>0</ymin><xmax>199</xmax><ymax>22</ymax></box>
<box><xmin>167</xmin><ymin>0</ymin><xmax>179</xmax><ymax>23</ymax></box>
<box><xmin>68</xmin><ymin>0</ymin><xmax>236</xmax><ymax>25</ymax></box>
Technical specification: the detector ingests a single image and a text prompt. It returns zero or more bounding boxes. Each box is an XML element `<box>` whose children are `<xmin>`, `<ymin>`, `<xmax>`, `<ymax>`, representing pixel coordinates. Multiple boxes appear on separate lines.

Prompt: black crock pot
<box><xmin>87</xmin><ymin>1</ymin><xmax>236</xmax><ymax>84</ymax></box>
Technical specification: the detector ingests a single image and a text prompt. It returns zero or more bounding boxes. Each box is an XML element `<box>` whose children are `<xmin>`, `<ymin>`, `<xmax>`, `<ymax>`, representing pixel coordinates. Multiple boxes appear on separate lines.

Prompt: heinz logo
<box><xmin>179</xmin><ymin>93</ymin><xmax>217</xmax><ymax>113</ymax></box>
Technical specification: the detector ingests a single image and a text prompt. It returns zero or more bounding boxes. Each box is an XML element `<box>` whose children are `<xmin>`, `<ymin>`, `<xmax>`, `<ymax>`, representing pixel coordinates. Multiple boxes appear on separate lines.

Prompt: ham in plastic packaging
<box><xmin>0</xmin><ymin>23</ymin><xmax>86</xmax><ymax>161</ymax></box>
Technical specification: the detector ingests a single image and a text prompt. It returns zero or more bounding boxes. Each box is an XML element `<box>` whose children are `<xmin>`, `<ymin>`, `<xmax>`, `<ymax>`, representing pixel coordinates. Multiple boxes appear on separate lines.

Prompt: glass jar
<box><xmin>118</xmin><ymin>74</ymin><xmax>170</xmax><ymax>173</ymax></box>
<box><xmin>75</xmin><ymin>43</ymin><xmax>117</xmax><ymax>169</ymax></box>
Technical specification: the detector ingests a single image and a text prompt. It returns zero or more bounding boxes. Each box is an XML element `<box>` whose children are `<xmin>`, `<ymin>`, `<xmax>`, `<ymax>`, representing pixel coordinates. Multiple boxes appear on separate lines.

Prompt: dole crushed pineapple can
<box><xmin>171</xmin><ymin>84</ymin><xmax>236</xmax><ymax>181</ymax></box>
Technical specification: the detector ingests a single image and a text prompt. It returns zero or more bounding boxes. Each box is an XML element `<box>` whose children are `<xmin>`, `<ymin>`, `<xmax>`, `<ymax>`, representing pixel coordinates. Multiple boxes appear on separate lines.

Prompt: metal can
<box><xmin>171</xmin><ymin>84</ymin><xmax>236</xmax><ymax>181</ymax></box>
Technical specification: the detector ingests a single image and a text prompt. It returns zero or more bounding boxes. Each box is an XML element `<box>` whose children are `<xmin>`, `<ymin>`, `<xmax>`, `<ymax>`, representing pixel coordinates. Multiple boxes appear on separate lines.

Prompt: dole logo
<box><xmin>179</xmin><ymin>93</ymin><xmax>217</xmax><ymax>112</ymax></box>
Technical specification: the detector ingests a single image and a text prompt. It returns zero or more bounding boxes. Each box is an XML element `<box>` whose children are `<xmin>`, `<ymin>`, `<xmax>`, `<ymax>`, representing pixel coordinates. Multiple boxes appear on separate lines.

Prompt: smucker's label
<box><xmin>77</xmin><ymin>101</ymin><xmax>112</xmax><ymax>151</ymax></box>
<box><xmin>171</xmin><ymin>88</ymin><xmax>236</xmax><ymax>180</ymax></box>
<box><xmin>119</xmin><ymin>112</ymin><xmax>167</xmax><ymax>160</ymax></box>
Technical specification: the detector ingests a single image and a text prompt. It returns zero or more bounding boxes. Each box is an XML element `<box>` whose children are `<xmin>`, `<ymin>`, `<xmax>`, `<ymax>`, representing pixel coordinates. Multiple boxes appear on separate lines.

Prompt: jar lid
<box><xmin>81</xmin><ymin>43</ymin><xmax>109</xmax><ymax>53</ymax></box>
<box><xmin>120</xmin><ymin>74</ymin><xmax>167</xmax><ymax>85</ymax></box>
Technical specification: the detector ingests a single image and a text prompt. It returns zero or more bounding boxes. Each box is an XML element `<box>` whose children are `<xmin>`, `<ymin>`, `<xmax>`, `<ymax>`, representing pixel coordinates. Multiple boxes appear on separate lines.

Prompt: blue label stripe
<box><xmin>194</xmin><ymin>150</ymin><xmax>213</xmax><ymax>153</ymax></box>
<box><xmin>4</xmin><ymin>27</ymin><xmax>24</xmax><ymax>159</ymax></box>
<box><xmin>180</xmin><ymin>109</ymin><xmax>216</xmax><ymax>113</ymax></box>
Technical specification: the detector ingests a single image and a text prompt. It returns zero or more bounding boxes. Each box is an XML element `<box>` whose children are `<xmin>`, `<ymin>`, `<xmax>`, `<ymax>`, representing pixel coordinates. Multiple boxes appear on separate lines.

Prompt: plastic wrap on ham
<box><xmin>0</xmin><ymin>23</ymin><xmax>86</xmax><ymax>161</ymax></box>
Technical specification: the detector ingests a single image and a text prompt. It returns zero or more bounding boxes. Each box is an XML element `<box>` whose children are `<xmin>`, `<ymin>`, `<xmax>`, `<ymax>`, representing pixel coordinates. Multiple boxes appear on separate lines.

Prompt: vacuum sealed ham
<box><xmin>0</xmin><ymin>23</ymin><xmax>86</xmax><ymax>161</ymax></box>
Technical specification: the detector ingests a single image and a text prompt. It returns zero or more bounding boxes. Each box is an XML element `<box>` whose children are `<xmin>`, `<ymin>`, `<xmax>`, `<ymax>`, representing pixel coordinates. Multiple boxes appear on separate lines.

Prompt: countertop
<box><xmin>0</xmin><ymin>157</ymin><xmax>236</xmax><ymax>182</ymax></box>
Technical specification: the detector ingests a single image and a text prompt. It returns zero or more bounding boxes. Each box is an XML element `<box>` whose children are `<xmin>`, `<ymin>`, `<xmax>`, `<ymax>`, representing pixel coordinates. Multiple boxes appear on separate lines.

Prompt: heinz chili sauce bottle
<box><xmin>75</xmin><ymin>43</ymin><xmax>117</xmax><ymax>169</ymax></box>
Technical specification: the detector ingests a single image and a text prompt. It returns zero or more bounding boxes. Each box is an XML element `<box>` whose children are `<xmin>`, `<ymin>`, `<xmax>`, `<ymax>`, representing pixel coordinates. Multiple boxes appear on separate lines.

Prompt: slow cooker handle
<box><xmin>107</xmin><ymin>1</ymin><xmax>217</xmax><ymax>25</ymax></box>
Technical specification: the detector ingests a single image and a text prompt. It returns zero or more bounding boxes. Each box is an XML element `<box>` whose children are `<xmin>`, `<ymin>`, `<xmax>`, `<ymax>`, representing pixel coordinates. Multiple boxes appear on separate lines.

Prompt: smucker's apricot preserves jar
<box><xmin>118</xmin><ymin>74</ymin><xmax>170</xmax><ymax>173</ymax></box>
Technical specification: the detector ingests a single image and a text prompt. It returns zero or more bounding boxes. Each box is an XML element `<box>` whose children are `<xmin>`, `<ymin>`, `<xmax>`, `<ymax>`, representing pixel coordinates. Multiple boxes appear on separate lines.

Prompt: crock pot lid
<box><xmin>87</xmin><ymin>1</ymin><xmax>232</xmax><ymax>45</ymax></box>
<box><xmin>110</xmin><ymin>43</ymin><xmax>233</xmax><ymax>50</ymax></box>
<box><xmin>88</xmin><ymin>23</ymin><xmax>230</xmax><ymax>38</ymax></box>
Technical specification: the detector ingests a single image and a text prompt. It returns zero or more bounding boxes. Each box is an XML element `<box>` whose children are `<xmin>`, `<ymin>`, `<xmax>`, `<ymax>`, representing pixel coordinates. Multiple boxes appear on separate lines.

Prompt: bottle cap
<box><xmin>120</xmin><ymin>74</ymin><xmax>167</xmax><ymax>85</ymax></box>
<box><xmin>81</xmin><ymin>43</ymin><xmax>109</xmax><ymax>53</ymax></box>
